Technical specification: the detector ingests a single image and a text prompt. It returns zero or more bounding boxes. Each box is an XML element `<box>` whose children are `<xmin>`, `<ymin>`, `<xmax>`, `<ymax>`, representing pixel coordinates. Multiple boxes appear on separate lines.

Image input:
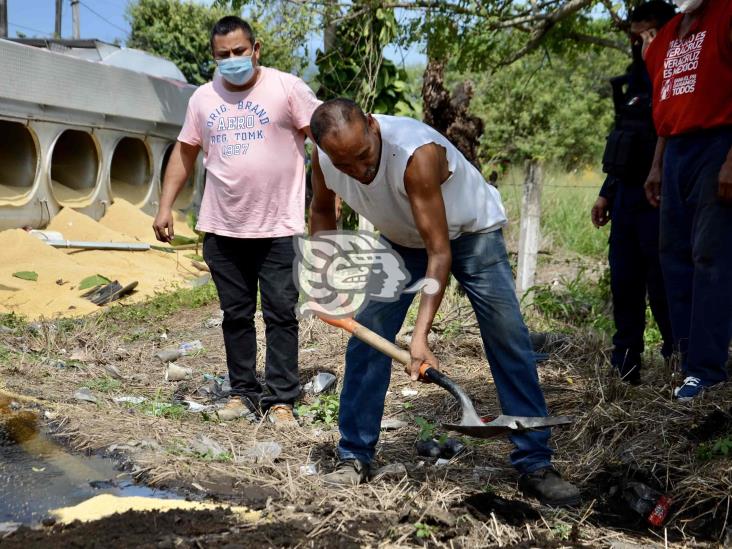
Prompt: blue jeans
<box><xmin>660</xmin><ymin>127</ymin><xmax>732</xmax><ymax>385</ymax></box>
<box><xmin>337</xmin><ymin>230</ymin><xmax>553</xmax><ymax>474</ymax></box>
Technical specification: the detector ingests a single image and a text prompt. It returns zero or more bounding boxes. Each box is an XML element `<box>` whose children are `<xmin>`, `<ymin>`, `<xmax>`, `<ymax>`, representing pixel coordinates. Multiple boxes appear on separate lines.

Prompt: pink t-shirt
<box><xmin>178</xmin><ymin>66</ymin><xmax>321</xmax><ymax>238</ymax></box>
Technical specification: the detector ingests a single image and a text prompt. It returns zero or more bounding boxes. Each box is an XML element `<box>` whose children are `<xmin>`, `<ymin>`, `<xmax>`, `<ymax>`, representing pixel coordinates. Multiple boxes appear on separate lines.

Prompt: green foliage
<box><xmin>127</xmin><ymin>0</ymin><xmax>227</xmax><ymax>84</ymax></box>
<box><xmin>552</xmin><ymin>521</ymin><xmax>573</xmax><ymax>541</ymax></box>
<box><xmin>315</xmin><ymin>2</ymin><xmax>417</xmax><ymax>115</ymax></box>
<box><xmin>498</xmin><ymin>167</ymin><xmax>609</xmax><ymax>257</ymax></box>
<box><xmin>414</xmin><ymin>416</ymin><xmax>448</xmax><ymax>443</ymax></box>
<box><xmin>530</xmin><ymin>268</ymin><xmax>613</xmax><ymax>334</ymax></box>
<box><xmin>414</xmin><ymin>522</ymin><xmax>435</xmax><ymax>539</ymax></box>
<box><xmin>297</xmin><ymin>394</ymin><xmax>339</xmax><ymax>426</ymax></box>
<box><xmin>12</xmin><ymin>271</ymin><xmax>38</xmax><ymax>282</ymax></box>
<box><xmin>79</xmin><ymin>275</ymin><xmax>111</xmax><ymax>291</ymax></box>
<box><xmin>463</xmin><ymin>45</ymin><xmax>626</xmax><ymax>168</ymax></box>
<box><xmin>697</xmin><ymin>437</ymin><xmax>732</xmax><ymax>461</ymax></box>
<box><xmin>101</xmin><ymin>281</ymin><xmax>218</xmax><ymax>325</ymax></box>
<box><xmin>140</xmin><ymin>400</ymin><xmax>187</xmax><ymax>420</ymax></box>
<box><xmin>85</xmin><ymin>377</ymin><xmax>122</xmax><ymax>393</ymax></box>
<box><xmin>0</xmin><ymin>313</ymin><xmax>26</xmax><ymax>330</ymax></box>
<box><xmin>196</xmin><ymin>449</ymin><xmax>234</xmax><ymax>462</ymax></box>
<box><xmin>127</xmin><ymin>0</ymin><xmax>311</xmax><ymax>85</ymax></box>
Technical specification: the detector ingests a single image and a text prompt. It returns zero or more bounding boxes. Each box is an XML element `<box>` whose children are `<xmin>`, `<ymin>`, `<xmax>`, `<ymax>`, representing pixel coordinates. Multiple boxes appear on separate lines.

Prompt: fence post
<box><xmin>516</xmin><ymin>159</ymin><xmax>543</xmax><ymax>302</ymax></box>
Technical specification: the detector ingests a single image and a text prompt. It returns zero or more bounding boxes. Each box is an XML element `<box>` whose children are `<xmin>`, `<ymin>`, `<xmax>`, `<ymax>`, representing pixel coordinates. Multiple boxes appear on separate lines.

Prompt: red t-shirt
<box><xmin>645</xmin><ymin>0</ymin><xmax>732</xmax><ymax>137</ymax></box>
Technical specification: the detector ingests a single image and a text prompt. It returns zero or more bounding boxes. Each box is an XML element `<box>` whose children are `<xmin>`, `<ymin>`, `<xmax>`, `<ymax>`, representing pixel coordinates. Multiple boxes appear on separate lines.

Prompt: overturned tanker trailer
<box><xmin>0</xmin><ymin>38</ymin><xmax>203</xmax><ymax>231</ymax></box>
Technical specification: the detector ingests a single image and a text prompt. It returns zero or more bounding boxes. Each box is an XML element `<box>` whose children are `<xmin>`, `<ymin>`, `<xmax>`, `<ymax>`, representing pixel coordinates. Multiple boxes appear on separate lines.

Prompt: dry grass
<box><xmin>1</xmin><ymin>289</ymin><xmax>730</xmax><ymax>548</ymax></box>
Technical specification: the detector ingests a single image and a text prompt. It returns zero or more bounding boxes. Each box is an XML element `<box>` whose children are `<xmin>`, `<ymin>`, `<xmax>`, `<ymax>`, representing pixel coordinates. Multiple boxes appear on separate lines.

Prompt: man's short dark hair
<box><xmin>630</xmin><ymin>1</ymin><xmax>677</xmax><ymax>26</ymax></box>
<box><xmin>310</xmin><ymin>98</ymin><xmax>368</xmax><ymax>146</ymax></box>
<box><xmin>210</xmin><ymin>16</ymin><xmax>255</xmax><ymax>51</ymax></box>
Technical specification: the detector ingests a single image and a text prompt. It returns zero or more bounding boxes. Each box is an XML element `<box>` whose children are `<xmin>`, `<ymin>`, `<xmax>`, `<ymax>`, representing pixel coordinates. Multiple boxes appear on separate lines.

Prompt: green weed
<box><xmin>297</xmin><ymin>394</ymin><xmax>339</xmax><ymax>426</ymax></box>
<box><xmin>414</xmin><ymin>416</ymin><xmax>448</xmax><ymax>444</ymax></box>
<box><xmin>0</xmin><ymin>313</ymin><xmax>26</xmax><ymax>330</ymax></box>
<box><xmin>697</xmin><ymin>437</ymin><xmax>732</xmax><ymax>461</ymax></box>
<box><xmin>414</xmin><ymin>522</ymin><xmax>435</xmax><ymax>539</ymax></box>
<box><xmin>195</xmin><ymin>449</ymin><xmax>233</xmax><ymax>462</ymax></box>
<box><xmin>551</xmin><ymin>522</ymin><xmax>572</xmax><ymax>541</ymax></box>
<box><xmin>85</xmin><ymin>377</ymin><xmax>122</xmax><ymax>393</ymax></box>
<box><xmin>529</xmin><ymin>267</ymin><xmax>612</xmax><ymax>334</ymax></box>
<box><xmin>101</xmin><ymin>282</ymin><xmax>218</xmax><ymax>326</ymax></box>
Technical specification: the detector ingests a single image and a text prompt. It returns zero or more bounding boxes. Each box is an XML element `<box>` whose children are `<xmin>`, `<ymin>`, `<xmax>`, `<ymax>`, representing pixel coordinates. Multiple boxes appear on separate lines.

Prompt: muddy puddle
<box><xmin>0</xmin><ymin>403</ymin><xmax>178</xmax><ymax>533</ymax></box>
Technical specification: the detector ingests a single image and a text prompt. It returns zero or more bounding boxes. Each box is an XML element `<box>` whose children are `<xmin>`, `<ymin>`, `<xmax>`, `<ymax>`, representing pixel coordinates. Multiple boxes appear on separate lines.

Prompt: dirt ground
<box><xmin>1</xmin><ymin>277</ymin><xmax>731</xmax><ymax>547</ymax></box>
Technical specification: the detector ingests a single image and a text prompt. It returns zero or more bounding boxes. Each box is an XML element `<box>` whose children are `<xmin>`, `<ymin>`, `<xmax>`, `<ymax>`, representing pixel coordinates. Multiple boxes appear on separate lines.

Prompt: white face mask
<box><xmin>672</xmin><ymin>0</ymin><xmax>704</xmax><ymax>13</ymax></box>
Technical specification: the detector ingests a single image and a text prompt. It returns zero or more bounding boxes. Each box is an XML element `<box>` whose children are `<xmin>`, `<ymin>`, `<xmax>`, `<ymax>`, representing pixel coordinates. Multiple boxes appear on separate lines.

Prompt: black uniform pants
<box><xmin>203</xmin><ymin>233</ymin><xmax>300</xmax><ymax>411</ymax></box>
<box><xmin>608</xmin><ymin>183</ymin><xmax>674</xmax><ymax>373</ymax></box>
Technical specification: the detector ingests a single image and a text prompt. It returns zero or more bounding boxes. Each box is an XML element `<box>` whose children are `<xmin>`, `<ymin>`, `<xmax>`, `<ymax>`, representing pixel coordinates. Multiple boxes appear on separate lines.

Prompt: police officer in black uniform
<box><xmin>591</xmin><ymin>1</ymin><xmax>676</xmax><ymax>384</ymax></box>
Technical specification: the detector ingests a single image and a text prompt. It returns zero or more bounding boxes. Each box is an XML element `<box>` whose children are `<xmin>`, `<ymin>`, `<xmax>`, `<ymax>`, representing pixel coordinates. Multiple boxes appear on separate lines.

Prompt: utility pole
<box><xmin>55</xmin><ymin>0</ymin><xmax>63</xmax><ymax>38</ymax></box>
<box><xmin>71</xmin><ymin>0</ymin><xmax>80</xmax><ymax>39</ymax></box>
<box><xmin>0</xmin><ymin>0</ymin><xmax>8</xmax><ymax>39</ymax></box>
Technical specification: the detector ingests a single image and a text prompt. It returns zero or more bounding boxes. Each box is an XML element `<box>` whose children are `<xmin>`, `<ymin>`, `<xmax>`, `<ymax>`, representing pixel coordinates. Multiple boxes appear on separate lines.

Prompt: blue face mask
<box><xmin>217</xmin><ymin>55</ymin><xmax>255</xmax><ymax>86</ymax></box>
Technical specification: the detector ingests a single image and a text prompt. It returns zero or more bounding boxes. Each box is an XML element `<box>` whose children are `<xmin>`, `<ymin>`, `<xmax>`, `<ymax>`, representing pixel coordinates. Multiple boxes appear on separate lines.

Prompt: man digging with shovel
<box><xmin>307</xmin><ymin>99</ymin><xmax>580</xmax><ymax>507</ymax></box>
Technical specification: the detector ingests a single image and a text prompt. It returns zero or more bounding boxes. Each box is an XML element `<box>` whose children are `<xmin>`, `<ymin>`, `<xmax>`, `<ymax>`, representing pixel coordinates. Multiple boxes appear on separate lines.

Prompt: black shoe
<box><xmin>322</xmin><ymin>459</ymin><xmax>371</xmax><ymax>487</ymax></box>
<box><xmin>519</xmin><ymin>467</ymin><xmax>581</xmax><ymax>507</ymax></box>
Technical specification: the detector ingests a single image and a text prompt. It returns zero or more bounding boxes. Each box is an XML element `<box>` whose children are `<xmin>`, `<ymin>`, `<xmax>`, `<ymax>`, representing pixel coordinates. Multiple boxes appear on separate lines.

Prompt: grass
<box><xmin>697</xmin><ymin>436</ymin><xmax>732</xmax><ymax>461</ymax></box>
<box><xmin>85</xmin><ymin>377</ymin><xmax>122</xmax><ymax>393</ymax></box>
<box><xmin>100</xmin><ymin>282</ymin><xmax>218</xmax><ymax>326</ymax></box>
<box><xmin>500</xmin><ymin>165</ymin><xmax>609</xmax><ymax>258</ymax></box>
<box><xmin>529</xmin><ymin>266</ymin><xmax>613</xmax><ymax>335</ymax></box>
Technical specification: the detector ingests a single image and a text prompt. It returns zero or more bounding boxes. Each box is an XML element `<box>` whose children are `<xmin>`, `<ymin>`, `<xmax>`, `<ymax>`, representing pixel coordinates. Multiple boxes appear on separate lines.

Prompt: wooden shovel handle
<box><xmin>319</xmin><ymin>316</ymin><xmax>413</xmax><ymax>368</ymax></box>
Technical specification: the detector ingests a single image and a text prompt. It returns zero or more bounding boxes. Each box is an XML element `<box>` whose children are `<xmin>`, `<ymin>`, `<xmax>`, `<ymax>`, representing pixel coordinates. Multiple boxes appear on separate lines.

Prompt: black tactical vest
<box><xmin>602</xmin><ymin>65</ymin><xmax>658</xmax><ymax>184</ymax></box>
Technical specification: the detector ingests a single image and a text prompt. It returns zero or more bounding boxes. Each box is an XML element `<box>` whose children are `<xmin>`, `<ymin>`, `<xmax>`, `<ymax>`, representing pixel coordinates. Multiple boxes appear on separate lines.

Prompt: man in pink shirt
<box><xmin>153</xmin><ymin>16</ymin><xmax>321</xmax><ymax>425</ymax></box>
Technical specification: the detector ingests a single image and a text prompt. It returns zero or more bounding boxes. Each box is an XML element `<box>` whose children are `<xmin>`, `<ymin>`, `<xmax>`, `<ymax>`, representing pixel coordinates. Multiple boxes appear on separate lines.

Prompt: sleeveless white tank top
<box><xmin>318</xmin><ymin>114</ymin><xmax>507</xmax><ymax>248</ymax></box>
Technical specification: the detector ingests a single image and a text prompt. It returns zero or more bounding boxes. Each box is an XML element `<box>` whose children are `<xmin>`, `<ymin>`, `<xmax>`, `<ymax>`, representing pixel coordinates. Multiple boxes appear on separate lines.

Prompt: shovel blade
<box><xmin>443</xmin><ymin>415</ymin><xmax>574</xmax><ymax>440</ymax></box>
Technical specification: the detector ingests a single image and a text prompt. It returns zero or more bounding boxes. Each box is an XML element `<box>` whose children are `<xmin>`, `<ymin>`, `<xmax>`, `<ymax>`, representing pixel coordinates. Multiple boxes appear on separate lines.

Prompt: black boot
<box><xmin>519</xmin><ymin>467</ymin><xmax>581</xmax><ymax>507</ymax></box>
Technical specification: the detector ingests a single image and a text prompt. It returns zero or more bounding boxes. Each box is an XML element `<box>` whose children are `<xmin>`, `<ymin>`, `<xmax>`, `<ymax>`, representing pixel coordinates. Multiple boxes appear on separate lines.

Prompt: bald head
<box><xmin>310</xmin><ymin>98</ymin><xmax>369</xmax><ymax>146</ymax></box>
<box><xmin>310</xmin><ymin>98</ymin><xmax>382</xmax><ymax>184</ymax></box>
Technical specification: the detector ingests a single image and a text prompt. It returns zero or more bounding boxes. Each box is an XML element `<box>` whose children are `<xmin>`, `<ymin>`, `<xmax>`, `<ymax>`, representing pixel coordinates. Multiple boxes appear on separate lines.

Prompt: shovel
<box><xmin>320</xmin><ymin>316</ymin><xmax>573</xmax><ymax>439</ymax></box>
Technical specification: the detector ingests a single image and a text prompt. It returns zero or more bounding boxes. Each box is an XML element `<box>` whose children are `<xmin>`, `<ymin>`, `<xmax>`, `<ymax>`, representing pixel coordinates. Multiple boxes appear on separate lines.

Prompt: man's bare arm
<box><xmin>644</xmin><ymin>136</ymin><xmax>667</xmax><ymax>208</ymax></box>
<box><xmin>404</xmin><ymin>142</ymin><xmax>452</xmax><ymax>380</ymax></box>
<box><xmin>153</xmin><ymin>141</ymin><xmax>200</xmax><ymax>242</ymax></box>
<box><xmin>309</xmin><ymin>147</ymin><xmax>337</xmax><ymax>235</ymax></box>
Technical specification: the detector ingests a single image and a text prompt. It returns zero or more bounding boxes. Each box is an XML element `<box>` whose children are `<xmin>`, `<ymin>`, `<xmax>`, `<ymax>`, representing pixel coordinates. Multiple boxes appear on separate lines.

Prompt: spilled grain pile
<box><xmin>99</xmin><ymin>198</ymin><xmax>198</xmax><ymax>243</ymax></box>
<box><xmin>1</xmin><ymin>208</ymin><xmax>203</xmax><ymax>319</ymax></box>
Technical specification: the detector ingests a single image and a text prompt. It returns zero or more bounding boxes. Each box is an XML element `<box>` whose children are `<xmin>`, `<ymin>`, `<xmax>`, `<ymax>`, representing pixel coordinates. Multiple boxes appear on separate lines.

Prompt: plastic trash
<box><xmin>622</xmin><ymin>481</ymin><xmax>673</xmax><ymax>526</ymax></box>
<box><xmin>401</xmin><ymin>388</ymin><xmax>418</xmax><ymax>397</ymax></box>
<box><xmin>113</xmin><ymin>396</ymin><xmax>146</xmax><ymax>405</ymax></box>
<box><xmin>299</xmin><ymin>463</ymin><xmax>318</xmax><ymax>476</ymax></box>
<box><xmin>165</xmin><ymin>363</ymin><xmax>193</xmax><ymax>382</ymax></box>
<box><xmin>179</xmin><ymin>340</ymin><xmax>204</xmax><ymax>356</ymax></box>
<box><xmin>380</xmin><ymin>418</ymin><xmax>408</xmax><ymax>430</ymax></box>
<box><xmin>416</xmin><ymin>439</ymin><xmax>442</xmax><ymax>458</ymax></box>
<box><xmin>203</xmin><ymin>310</ymin><xmax>224</xmax><ymax>328</ymax></box>
<box><xmin>374</xmin><ymin>463</ymin><xmax>407</xmax><ymax>479</ymax></box>
<box><xmin>182</xmin><ymin>400</ymin><xmax>215</xmax><ymax>413</ymax></box>
<box><xmin>241</xmin><ymin>441</ymin><xmax>282</xmax><ymax>463</ymax></box>
<box><xmin>309</xmin><ymin>372</ymin><xmax>336</xmax><ymax>394</ymax></box>
<box><xmin>155</xmin><ymin>348</ymin><xmax>181</xmax><ymax>363</ymax></box>
<box><xmin>73</xmin><ymin>388</ymin><xmax>97</xmax><ymax>403</ymax></box>
<box><xmin>439</xmin><ymin>438</ymin><xmax>465</xmax><ymax>459</ymax></box>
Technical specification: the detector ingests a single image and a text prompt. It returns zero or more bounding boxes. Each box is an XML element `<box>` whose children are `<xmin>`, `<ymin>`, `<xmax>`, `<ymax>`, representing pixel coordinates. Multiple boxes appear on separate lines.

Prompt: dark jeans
<box><xmin>203</xmin><ymin>233</ymin><xmax>300</xmax><ymax>410</ymax></box>
<box><xmin>660</xmin><ymin>126</ymin><xmax>732</xmax><ymax>385</ymax></box>
<box><xmin>337</xmin><ymin>230</ymin><xmax>553</xmax><ymax>475</ymax></box>
<box><xmin>608</xmin><ymin>183</ymin><xmax>673</xmax><ymax>372</ymax></box>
